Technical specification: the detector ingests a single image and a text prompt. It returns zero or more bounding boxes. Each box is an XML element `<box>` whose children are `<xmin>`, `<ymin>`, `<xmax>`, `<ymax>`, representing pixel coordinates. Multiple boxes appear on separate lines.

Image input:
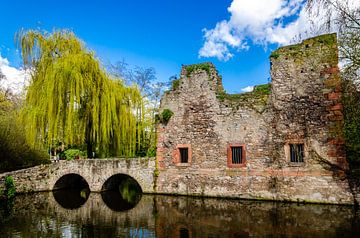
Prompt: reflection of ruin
<box><xmin>154</xmin><ymin>196</ymin><xmax>358</xmax><ymax>238</ymax></box>
<box><xmin>1</xmin><ymin>193</ymin><xmax>359</xmax><ymax>237</ymax></box>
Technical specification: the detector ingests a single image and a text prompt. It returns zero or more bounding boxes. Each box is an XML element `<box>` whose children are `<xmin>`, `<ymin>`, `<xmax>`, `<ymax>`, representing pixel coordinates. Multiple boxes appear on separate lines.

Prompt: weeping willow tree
<box><xmin>17</xmin><ymin>29</ymin><xmax>144</xmax><ymax>157</ymax></box>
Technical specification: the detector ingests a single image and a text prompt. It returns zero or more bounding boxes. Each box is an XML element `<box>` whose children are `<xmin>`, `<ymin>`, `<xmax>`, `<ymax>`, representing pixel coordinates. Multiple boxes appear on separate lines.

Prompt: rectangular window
<box><xmin>231</xmin><ymin>146</ymin><xmax>243</xmax><ymax>164</ymax></box>
<box><xmin>179</xmin><ymin>148</ymin><xmax>189</xmax><ymax>163</ymax></box>
<box><xmin>227</xmin><ymin>144</ymin><xmax>246</xmax><ymax>168</ymax></box>
<box><xmin>290</xmin><ymin>144</ymin><xmax>304</xmax><ymax>163</ymax></box>
<box><xmin>179</xmin><ymin>228</ymin><xmax>189</xmax><ymax>238</ymax></box>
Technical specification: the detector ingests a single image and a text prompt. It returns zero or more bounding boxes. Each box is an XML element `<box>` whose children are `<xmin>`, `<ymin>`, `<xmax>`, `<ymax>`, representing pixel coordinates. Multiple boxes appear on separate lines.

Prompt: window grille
<box><xmin>290</xmin><ymin>144</ymin><xmax>304</xmax><ymax>163</ymax></box>
<box><xmin>231</xmin><ymin>146</ymin><xmax>243</xmax><ymax>164</ymax></box>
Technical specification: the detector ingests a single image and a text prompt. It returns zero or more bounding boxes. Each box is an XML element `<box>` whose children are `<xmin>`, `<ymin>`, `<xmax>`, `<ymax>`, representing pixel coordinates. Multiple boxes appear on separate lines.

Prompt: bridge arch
<box><xmin>52</xmin><ymin>173</ymin><xmax>91</xmax><ymax>209</ymax></box>
<box><xmin>102</xmin><ymin>173</ymin><xmax>142</xmax><ymax>192</ymax></box>
<box><xmin>101</xmin><ymin>173</ymin><xmax>143</xmax><ymax>211</ymax></box>
<box><xmin>0</xmin><ymin>158</ymin><xmax>155</xmax><ymax>194</ymax></box>
<box><xmin>53</xmin><ymin>173</ymin><xmax>89</xmax><ymax>190</ymax></box>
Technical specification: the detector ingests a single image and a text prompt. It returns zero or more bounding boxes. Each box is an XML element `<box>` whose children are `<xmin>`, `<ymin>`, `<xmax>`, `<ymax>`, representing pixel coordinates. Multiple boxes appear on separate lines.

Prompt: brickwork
<box><xmin>156</xmin><ymin>33</ymin><xmax>355</xmax><ymax>204</ymax></box>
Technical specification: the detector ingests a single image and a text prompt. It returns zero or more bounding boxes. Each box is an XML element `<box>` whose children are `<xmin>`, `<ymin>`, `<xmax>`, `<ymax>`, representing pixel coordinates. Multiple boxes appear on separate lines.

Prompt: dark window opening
<box><xmin>290</xmin><ymin>144</ymin><xmax>304</xmax><ymax>163</ymax></box>
<box><xmin>179</xmin><ymin>148</ymin><xmax>189</xmax><ymax>163</ymax></box>
<box><xmin>231</xmin><ymin>146</ymin><xmax>243</xmax><ymax>164</ymax></box>
<box><xmin>179</xmin><ymin>228</ymin><xmax>189</xmax><ymax>238</ymax></box>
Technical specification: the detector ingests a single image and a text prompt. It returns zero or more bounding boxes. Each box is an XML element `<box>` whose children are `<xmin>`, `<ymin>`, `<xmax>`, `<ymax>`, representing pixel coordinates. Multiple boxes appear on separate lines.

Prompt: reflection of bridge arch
<box><xmin>13</xmin><ymin>192</ymin><xmax>156</xmax><ymax>231</ymax></box>
<box><xmin>52</xmin><ymin>173</ymin><xmax>91</xmax><ymax>209</ymax></box>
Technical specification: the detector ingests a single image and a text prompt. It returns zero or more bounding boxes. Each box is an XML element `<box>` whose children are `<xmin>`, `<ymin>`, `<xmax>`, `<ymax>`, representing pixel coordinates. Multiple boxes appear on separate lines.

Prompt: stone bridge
<box><xmin>0</xmin><ymin>158</ymin><xmax>156</xmax><ymax>193</ymax></box>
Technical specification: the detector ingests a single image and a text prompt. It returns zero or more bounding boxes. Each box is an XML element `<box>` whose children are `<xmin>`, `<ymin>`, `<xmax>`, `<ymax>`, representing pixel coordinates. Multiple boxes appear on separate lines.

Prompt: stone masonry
<box><xmin>0</xmin><ymin>158</ymin><xmax>155</xmax><ymax>193</ymax></box>
<box><xmin>156</xmin><ymin>33</ymin><xmax>355</xmax><ymax>204</ymax></box>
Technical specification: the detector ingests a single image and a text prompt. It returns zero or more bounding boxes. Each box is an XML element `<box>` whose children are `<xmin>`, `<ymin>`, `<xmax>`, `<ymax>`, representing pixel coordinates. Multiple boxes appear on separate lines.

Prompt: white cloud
<box><xmin>199</xmin><ymin>0</ymin><xmax>360</xmax><ymax>61</ymax></box>
<box><xmin>0</xmin><ymin>54</ymin><xmax>29</xmax><ymax>94</ymax></box>
<box><xmin>240</xmin><ymin>86</ymin><xmax>254</xmax><ymax>92</ymax></box>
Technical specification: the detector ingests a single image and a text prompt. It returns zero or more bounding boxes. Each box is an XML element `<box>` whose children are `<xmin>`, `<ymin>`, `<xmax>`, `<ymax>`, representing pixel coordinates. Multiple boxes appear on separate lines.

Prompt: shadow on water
<box><xmin>101</xmin><ymin>174</ymin><xmax>142</xmax><ymax>212</ymax></box>
<box><xmin>52</xmin><ymin>173</ymin><xmax>90</xmax><ymax>209</ymax></box>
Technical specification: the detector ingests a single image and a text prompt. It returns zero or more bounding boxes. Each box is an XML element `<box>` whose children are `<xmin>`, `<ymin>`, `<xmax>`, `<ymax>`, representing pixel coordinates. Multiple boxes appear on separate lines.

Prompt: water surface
<box><xmin>0</xmin><ymin>191</ymin><xmax>359</xmax><ymax>237</ymax></box>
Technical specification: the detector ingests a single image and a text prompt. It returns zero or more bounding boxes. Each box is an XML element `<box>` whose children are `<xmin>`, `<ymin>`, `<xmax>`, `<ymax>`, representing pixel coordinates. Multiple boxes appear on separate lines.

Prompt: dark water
<box><xmin>0</xmin><ymin>191</ymin><xmax>359</xmax><ymax>238</ymax></box>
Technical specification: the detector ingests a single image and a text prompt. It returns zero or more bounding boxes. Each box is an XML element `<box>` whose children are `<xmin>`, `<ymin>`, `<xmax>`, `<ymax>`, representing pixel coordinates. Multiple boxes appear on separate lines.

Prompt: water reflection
<box><xmin>52</xmin><ymin>173</ymin><xmax>91</xmax><ymax>209</ymax></box>
<box><xmin>53</xmin><ymin>188</ymin><xmax>90</xmax><ymax>209</ymax></box>
<box><xmin>101</xmin><ymin>190</ymin><xmax>141</xmax><ymax>211</ymax></box>
<box><xmin>0</xmin><ymin>193</ymin><xmax>359</xmax><ymax>237</ymax></box>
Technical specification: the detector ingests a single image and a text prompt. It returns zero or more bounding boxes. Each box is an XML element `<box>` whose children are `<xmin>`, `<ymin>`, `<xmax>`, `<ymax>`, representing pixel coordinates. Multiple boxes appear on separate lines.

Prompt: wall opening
<box><xmin>101</xmin><ymin>174</ymin><xmax>142</xmax><ymax>211</ymax></box>
<box><xmin>231</xmin><ymin>146</ymin><xmax>243</xmax><ymax>164</ymax></box>
<box><xmin>227</xmin><ymin>143</ymin><xmax>246</xmax><ymax>168</ymax></box>
<box><xmin>290</xmin><ymin>144</ymin><xmax>304</xmax><ymax>163</ymax></box>
<box><xmin>180</xmin><ymin>148</ymin><xmax>189</xmax><ymax>163</ymax></box>
<box><xmin>52</xmin><ymin>173</ymin><xmax>90</xmax><ymax>209</ymax></box>
<box><xmin>175</xmin><ymin>144</ymin><xmax>192</xmax><ymax>165</ymax></box>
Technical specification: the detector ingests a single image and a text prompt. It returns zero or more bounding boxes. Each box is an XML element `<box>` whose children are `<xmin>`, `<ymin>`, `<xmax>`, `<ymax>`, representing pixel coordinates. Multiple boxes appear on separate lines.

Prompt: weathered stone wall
<box><xmin>156</xmin><ymin>33</ymin><xmax>355</xmax><ymax>204</ymax></box>
<box><xmin>0</xmin><ymin>158</ymin><xmax>155</xmax><ymax>193</ymax></box>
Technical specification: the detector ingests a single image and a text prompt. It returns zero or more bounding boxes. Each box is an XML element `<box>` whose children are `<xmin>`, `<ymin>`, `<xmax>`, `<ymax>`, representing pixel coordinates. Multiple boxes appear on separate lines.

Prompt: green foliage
<box><xmin>171</xmin><ymin>79</ymin><xmax>180</xmax><ymax>90</ymax></box>
<box><xmin>17</xmin><ymin>29</ymin><xmax>144</xmax><ymax>157</ymax></box>
<box><xmin>0</xmin><ymin>111</ymin><xmax>49</xmax><ymax>173</ymax></box>
<box><xmin>161</xmin><ymin>109</ymin><xmax>174</xmax><ymax>122</ymax></box>
<box><xmin>270</xmin><ymin>52</ymin><xmax>280</xmax><ymax>59</ymax></box>
<box><xmin>215</xmin><ymin>84</ymin><xmax>270</xmax><ymax>113</ymax></box>
<box><xmin>4</xmin><ymin>176</ymin><xmax>16</xmax><ymax>199</ymax></box>
<box><xmin>146</xmin><ymin>146</ymin><xmax>156</xmax><ymax>157</ymax></box>
<box><xmin>157</xmin><ymin>109</ymin><xmax>174</xmax><ymax>124</ymax></box>
<box><xmin>342</xmin><ymin>79</ymin><xmax>360</xmax><ymax>170</ymax></box>
<box><xmin>217</xmin><ymin>83</ymin><xmax>271</xmax><ymax>101</ymax></box>
<box><xmin>61</xmin><ymin>149</ymin><xmax>86</xmax><ymax>160</ymax></box>
<box><xmin>185</xmin><ymin>63</ymin><xmax>211</xmax><ymax>77</ymax></box>
<box><xmin>253</xmin><ymin>84</ymin><xmax>271</xmax><ymax>95</ymax></box>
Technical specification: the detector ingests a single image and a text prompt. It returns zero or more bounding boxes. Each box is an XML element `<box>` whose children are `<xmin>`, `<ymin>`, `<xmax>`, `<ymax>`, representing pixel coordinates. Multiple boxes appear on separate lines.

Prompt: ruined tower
<box><xmin>156</xmin><ymin>33</ymin><xmax>353</xmax><ymax>204</ymax></box>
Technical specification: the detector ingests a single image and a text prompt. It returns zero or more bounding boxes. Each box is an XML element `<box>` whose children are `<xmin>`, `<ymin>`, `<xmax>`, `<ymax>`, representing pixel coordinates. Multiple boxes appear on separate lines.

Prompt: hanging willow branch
<box><xmin>17</xmin><ymin>29</ymin><xmax>144</xmax><ymax>157</ymax></box>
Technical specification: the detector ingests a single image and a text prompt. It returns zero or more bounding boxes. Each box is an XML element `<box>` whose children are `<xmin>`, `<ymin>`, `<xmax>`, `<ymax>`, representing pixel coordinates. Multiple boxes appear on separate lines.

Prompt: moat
<box><xmin>1</xmin><ymin>191</ymin><xmax>359</xmax><ymax>237</ymax></box>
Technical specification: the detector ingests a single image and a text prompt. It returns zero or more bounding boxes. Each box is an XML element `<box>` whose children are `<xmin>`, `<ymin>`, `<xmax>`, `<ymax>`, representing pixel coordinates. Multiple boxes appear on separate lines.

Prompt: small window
<box><xmin>179</xmin><ymin>148</ymin><xmax>189</xmax><ymax>163</ymax></box>
<box><xmin>231</xmin><ymin>147</ymin><xmax>243</xmax><ymax>164</ymax></box>
<box><xmin>227</xmin><ymin>144</ymin><xmax>246</xmax><ymax>168</ymax></box>
<box><xmin>175</xmin><ymin>144</ymin><xmax>192</xmax><ymax>166</ymax></box>
<box><xmin>290</xmin><ymin>144</ymin><xmax>304</xmax><ymax>163</ymax></box>
<box><xmin>179</xmin><ymin>228</ymin><xmax>189</xmax><ymax>238</ymax></box>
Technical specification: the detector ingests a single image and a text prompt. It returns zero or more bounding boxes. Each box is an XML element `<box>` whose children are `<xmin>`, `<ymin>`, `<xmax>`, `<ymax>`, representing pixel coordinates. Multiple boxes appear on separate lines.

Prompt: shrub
<box><xmin>4</xmin><ymin>176</ymin><xmax>16</xmax><ymax>199</ymax></box>
<box><xmin>185</xmin><ymin>63</ymin><xmax>211</xmax><ymax>77</ymax></box>
<box><xmin>62</xmin><ymin>149</ymin><xmax>86</xmax><ymax>160</ymax></box>
<box><xmin>171</xmin><ymin>79</ymin><xmax>180</xmax><ymax>91</ymax></box>
<box><xmin>161</xmin><ymin>109</ymin><xmax>174</xmax><ymax>123</ymax></box>
<box><xmin>0</xmin><ymin>113</ymin><xmax>49</xmax><ymax>173</ymax></box>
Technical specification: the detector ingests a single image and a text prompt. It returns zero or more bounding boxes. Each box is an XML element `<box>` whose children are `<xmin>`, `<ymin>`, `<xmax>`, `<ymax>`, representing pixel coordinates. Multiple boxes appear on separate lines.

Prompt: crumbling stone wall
<box><xmin>156</xmin><ymin>33</ymin><xmax>354</xmax><ymax>204</ymax></box>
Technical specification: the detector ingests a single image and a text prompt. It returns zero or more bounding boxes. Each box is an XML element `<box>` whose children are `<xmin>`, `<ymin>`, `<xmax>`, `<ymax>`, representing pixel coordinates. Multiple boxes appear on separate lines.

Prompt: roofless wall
<box><xmin>156</xmin><ymin>33</ymin><xmax>353</xmax><ymax>204</ymax></box>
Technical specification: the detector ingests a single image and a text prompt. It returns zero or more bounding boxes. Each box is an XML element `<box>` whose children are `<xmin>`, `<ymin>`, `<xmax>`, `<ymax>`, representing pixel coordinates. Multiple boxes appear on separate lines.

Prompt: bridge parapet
<box><xmin>0</xmin><ymin>158</ymin><xmax>156</xmax><ymax>193</ymax></box>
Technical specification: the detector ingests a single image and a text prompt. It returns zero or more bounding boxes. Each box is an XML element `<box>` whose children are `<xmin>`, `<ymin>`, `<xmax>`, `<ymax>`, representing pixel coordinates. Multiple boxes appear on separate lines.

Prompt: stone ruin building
<box><xmin>155</xmin><ymin>33</ymin><xmax>354</xmax><ymax>204</ymax></box>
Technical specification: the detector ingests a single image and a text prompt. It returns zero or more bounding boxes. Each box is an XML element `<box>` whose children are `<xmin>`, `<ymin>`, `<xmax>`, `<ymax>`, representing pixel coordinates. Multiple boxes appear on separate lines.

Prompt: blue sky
<box><xmin>0</xmin><ymin>0</ymin><xmax>326</xmax><ymax>93</ymax></box>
